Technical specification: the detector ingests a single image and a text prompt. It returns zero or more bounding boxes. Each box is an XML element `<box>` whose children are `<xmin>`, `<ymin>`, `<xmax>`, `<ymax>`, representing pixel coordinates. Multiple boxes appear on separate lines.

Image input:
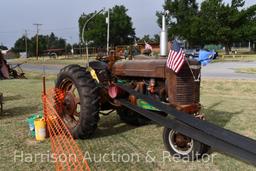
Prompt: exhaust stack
<box><xmin>160</xmin><ymin>12</ymin><xmax>168</xmax><ymax>57</ymax></box>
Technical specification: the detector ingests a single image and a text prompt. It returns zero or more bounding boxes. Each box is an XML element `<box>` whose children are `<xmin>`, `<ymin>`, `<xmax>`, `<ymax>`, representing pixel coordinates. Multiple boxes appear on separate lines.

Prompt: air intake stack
<box><xmin>160</xmin><ymin>12</ymin><xmax>168</xmax><ymax>57</ymax></box>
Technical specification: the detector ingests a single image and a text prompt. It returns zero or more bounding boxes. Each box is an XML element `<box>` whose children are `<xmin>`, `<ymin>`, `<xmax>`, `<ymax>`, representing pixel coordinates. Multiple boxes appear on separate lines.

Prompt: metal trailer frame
<box><xmin>116</xmin><ymin>84</ymin><xmax>256</xmax><ymax>166</ymax></box>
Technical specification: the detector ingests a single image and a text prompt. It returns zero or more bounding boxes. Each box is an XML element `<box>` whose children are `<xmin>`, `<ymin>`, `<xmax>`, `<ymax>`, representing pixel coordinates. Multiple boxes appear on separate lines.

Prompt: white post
<box><xmin>24</xmin><ymin>30</ymin><xmax>28</xmax><ymax>58</ymax></box>
<box><xmin>106</xmin><ymin>9</ymin><xmax>110</xmax><ymax>55</ymax></box>
<box><xmin>160</xmin><ymin>12</ymin><xmax>168</xmax><ymax>57</ymax></box>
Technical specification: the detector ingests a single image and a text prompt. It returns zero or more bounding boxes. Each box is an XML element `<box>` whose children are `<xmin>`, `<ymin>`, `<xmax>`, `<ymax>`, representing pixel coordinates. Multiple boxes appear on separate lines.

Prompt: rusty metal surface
<box><xmin>112</xmin><ymin>59</ymin><xmax>167</xmax><ymax>78</ymax></box>
<box><xmin>112</xmin><ymin>58</ymin><xmax>201</xmax><ymax>113</ymax></box>
<box><xmin>166</xmin><ymin>60</ymin><xmax>201</xmax><ymax>111</ymax></box>
<box><xmin>0</xmin><ymin>60</ymin><xmax>9</xmax><ymax>79</ymax></box>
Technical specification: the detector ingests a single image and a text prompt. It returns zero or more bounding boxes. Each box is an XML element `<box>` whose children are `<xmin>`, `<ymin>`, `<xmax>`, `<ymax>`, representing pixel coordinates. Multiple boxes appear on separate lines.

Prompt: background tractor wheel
<box><xmin>56</xmin><ymin>64</ymin><xmax>100</xmax><ymax>139</ymax></box>
<box><xmin>117</xmin><ymin>107</ymin><xmax>150</xmax><ymax>126</ymax></box>
<box><xmin>163</xmin><ymin>127</ymin><xmax>206</xmax><ymax>160</ymax></box>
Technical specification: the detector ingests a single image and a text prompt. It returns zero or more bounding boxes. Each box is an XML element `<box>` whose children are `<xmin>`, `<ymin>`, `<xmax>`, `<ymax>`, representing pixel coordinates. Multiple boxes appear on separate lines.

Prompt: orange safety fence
<box><xmin>42</xmin><ymin>88</ymin><xmax>90</xmax><ymax>171</ymax></box>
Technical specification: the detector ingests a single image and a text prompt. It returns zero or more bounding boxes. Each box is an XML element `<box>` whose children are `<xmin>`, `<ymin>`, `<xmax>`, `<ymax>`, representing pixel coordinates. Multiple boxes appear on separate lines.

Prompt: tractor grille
<box><xmin>167</xmin><ymin>60</ymin><xmax>201</xmax><ymax>105</ymax></box>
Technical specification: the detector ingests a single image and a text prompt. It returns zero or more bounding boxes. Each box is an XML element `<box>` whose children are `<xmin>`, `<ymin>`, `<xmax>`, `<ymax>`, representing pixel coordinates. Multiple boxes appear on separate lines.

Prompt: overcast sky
<box><xmin>0</xmin><ymin>0</ymin><xmax>254</xmax><ymax>48</ymax></box>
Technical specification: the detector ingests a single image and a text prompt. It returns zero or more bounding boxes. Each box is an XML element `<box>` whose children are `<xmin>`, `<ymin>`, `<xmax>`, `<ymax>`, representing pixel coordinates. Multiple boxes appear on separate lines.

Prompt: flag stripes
<box><xmin>166</xmin><ymin>40</ymin><xmax>185</xmax><ymax>73</ymax></box>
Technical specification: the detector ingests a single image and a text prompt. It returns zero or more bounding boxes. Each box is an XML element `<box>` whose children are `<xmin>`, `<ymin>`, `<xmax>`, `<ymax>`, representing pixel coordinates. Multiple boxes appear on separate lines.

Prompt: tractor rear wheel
<box><xmin>56</xmin><ymin>64</ymin><xmax>100</xmax><ymax>139</ymax></box>
<box><xmin>163</xmin><ymin>127</ymin><xmax>206</xmax><ymax>160</ymax></box>
<box><xmin>117</xmin><ymin>107</ymin><xmax>150</xmax><ymax>126</ymax></box>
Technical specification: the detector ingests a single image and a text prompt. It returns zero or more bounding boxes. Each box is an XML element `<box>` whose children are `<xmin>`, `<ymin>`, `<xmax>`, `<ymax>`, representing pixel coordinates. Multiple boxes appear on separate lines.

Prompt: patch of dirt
<box><xmin>24</xmin><ymin>138</ymin><xmax>39</xmax><ymax>146</ymax></box>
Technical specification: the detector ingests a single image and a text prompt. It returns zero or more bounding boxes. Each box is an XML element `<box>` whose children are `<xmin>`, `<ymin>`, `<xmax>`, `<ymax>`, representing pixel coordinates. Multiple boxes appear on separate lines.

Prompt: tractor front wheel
<box><xmin>163</xmin><ymin>127</ymin><xmax>206</xmax><ymax>160</ymax></box>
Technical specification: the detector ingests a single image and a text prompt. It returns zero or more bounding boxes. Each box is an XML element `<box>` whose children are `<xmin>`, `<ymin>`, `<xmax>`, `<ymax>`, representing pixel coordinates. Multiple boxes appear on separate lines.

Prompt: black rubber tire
<box><xmin>56</xmin><ymin>64</ymin><xmax>100</xmax><ymax>139</ymax></box>
<box><xmin>163</xmin><ymin>127</ymin><xmax>206</xmax><ymax>160</ymax></box>
<box><xmin>117</xmin><ymin>107</ymin><xmax>150</xmax><ymax>126</ymax></box>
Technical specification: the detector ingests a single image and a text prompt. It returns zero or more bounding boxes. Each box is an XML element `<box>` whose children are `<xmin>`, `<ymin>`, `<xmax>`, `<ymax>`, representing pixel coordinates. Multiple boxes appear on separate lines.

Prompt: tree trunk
<box><xmin>224</xmin><ymin>44</ymin><xmax>230</xmax><ymax>55</ymax></box>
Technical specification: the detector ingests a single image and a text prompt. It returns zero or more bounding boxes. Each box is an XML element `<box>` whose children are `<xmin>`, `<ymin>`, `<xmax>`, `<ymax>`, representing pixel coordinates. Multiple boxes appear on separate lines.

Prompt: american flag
<box><xmin>166</xmin><ymin>40</ymin><xmax>185</xmax><ymax>73</ymax></box>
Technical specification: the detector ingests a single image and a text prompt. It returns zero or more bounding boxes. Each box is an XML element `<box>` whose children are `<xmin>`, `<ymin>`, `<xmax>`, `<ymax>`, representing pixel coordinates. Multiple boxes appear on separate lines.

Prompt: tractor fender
<box><xmin>89</xmin><ymin>61</ymin><xmax>108</xmax><ymax>70</ymax></box>
<box><xmin>89</xmin><ymin>61</ymin><xmax>112</xmax><ymax>83</ymax></box>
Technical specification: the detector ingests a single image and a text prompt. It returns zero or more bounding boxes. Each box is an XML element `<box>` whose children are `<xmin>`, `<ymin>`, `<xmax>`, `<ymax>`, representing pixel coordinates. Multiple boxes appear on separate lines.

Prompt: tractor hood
<box><xmin>111</xmin><ymin>59</ymin><xmax>167</xmax><ymax>78</ymax></box>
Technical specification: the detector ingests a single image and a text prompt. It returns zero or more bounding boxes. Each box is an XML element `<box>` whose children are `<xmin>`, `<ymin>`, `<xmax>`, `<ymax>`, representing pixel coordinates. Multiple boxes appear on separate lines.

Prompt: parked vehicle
<box><xmin>184</xmin><ymin>49</ymin><xmax>199</xmax><ymax>59</ymax></box>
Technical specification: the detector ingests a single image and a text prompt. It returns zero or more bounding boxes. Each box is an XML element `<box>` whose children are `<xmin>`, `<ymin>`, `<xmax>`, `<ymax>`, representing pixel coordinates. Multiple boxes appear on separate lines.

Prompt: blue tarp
<box><xmin>197</xmin><ymin>50</ymin><xmax>216</xmax><ymax>66</ymax></box>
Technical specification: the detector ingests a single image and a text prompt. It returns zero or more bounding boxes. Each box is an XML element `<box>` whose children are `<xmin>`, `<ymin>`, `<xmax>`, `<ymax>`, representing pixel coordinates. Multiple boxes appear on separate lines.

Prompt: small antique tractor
<box><xmin>55</xmin><ymin>12</ymin><xmax>256</xmax><ymax>164</ymax></box>
<box><xmin>55</xmin><ymin>13</ymin><xmax>208</xmax><ymax>160</ymax></box>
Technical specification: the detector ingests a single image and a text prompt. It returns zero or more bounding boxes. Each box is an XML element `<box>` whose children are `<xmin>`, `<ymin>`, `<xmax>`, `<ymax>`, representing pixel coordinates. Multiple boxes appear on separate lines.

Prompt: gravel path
<box><xmin>201</xmin><ymin>61</ymin><xmax>256</xmax><ymax>80</ymax></box>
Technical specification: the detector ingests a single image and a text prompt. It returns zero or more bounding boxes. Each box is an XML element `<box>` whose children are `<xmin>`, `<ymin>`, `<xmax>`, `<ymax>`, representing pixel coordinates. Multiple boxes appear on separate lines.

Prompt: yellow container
<box><xmin>34</xmin><ymin>118</ymin><xmax>46</xmax><ymax>141</ymax></box>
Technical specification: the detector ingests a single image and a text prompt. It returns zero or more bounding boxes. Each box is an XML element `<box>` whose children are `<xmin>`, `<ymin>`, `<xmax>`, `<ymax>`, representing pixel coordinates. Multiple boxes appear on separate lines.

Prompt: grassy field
<box><xmin>235</xmin><ymin>67</ymin><xmax>256</xmax><ymax>74</ymax></box>
<box><xmin>213</xmin><ymin>54</ymin><xmax>256</xmax><ymax>62</ymax></box>
<box><xmin>9</xmin><ymin>56</ymin><xmax>92</xmax><ymax>66</ymax></box>
<box><xmin>0</xmin><ymin>76</ymin><xmax>256</xmax><ymax>170</ymax></box>
<box><xmin>9</xmin><ymin>53</ymin><xmax>256</xmax><ymax>66</ymax></box>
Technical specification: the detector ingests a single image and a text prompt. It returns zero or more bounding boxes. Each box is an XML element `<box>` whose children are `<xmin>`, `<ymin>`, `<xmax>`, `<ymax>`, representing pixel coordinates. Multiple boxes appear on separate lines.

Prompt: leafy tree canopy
<box><xmin>79</xmin><ymin>5</ymin><xmax>135</xmax><ymax>47</ymax></box>
<box><xmin>0</xmin><ymin>45</ymin><xmax>8</xmax><ymax>50</ymax></box>
<box><xmin>12</xmin><ymin>32</ymin><xmax>70</xmax><ymax>56</ymax></box>
<box><xmin>157</xmin><ymin>0</ymin><xmax>256</xmax><ymax>53</ymax></box>
<box><xmin>139</xmin><ymin>34</ymin><xmax>160</xmax><ymax>43</ymax></box>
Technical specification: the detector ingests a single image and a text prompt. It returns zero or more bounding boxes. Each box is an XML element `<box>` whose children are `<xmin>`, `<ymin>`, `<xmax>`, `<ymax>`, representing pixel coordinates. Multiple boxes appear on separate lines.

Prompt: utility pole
<box><xmin>24</xmin><ymin>29</ymin><xmax>28</xmax><ymax>58</ymax></box>
<box><xmin>33</xmin><ymin>23</ymin><xmax>42</xmax><ymax>60</ymax></box>
<box><xmin>106</xmin><ymin>9</ymin><xmax>110</xmax><ymax>54</ymax></box>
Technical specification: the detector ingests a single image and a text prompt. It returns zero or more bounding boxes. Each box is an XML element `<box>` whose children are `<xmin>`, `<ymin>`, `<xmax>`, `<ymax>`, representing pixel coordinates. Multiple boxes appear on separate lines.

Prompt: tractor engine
<box><xmin>111</xmin><ymin>58</ymin><xmax>201</xmax><ymax>114</ymax></box>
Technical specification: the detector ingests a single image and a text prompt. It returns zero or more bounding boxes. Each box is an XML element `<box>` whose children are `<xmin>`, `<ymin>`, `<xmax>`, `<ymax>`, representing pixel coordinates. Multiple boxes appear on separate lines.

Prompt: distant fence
<box><xmin>220</xmin><ymin>54</ymin><xmax>256</xmax><ymax>60</ymax></box>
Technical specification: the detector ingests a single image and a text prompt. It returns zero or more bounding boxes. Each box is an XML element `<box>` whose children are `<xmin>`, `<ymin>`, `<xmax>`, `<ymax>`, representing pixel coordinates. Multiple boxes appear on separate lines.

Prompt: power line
<box><xmin>0</xmin><ymin>30</ymin><xmax>23</xmax><ymax>34</ymax></box>
<box><xmin>41</xmin><ymin>27</ymin><xmax>77</xmax><ymax>32</ymax></box>
<box><xmin>0</xmin><ymin>26</ymin><xmax>77</xmax><ymax>35</ymax></box>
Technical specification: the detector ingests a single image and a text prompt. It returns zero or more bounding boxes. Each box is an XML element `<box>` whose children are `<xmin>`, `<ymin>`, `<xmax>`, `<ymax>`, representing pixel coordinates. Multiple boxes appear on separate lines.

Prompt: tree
<box><xmin>156</xmin><ymin>0</ymin><xmax>199</xmax><ymax>46</ymax></box>
<box><xmin>79</xmin><ymin>12</ymin><xmax>106</xmax><ymax>47</ymax></box>
<box><xmin>109</xmin><ymin>5</ymin><xmax>135</xmax><ymax>45</ymax></box>
<box><xmin>139</xmin><ymin>34</ymin><xmax>152</xmax><ymax>43</ymax></box>
<box><xmin>236</xmin><ymin>3</ymin><xmax>256</xmax><ymax>51</ymax></box>
<box><xmin>78</xmin><ymin>5</ymin><xmax>135</xmax><ymax>47</ymax></box>
<box><xmin>12</xmin><ymin>36</ymin><xmax>32</xmax><ymax>54</ymax></box>
<box><xmin>0</xmin><ymin>45</ymin><xmax>8</xmax><ymax>50</ymax></box>
<box><xmin>200</xmin><ymin>0</ymin><xmax>256</xmax><ymax>54</ymax></box>
<box><xmin>13</xmin><ymin>32</ymin><xmax>68</xmax><ymax>56</ymax></box>
<box><xmin>153</xmin><ymin>34</ymin><xmax>160</xmax><ymax>43</ymax></box>
<box><xmin>158</xmin><ymin>0</ymin><xmax>256</xmax><ymax>54</ymax></box>
<box><xmin>138</xmin><ymin>34</ymin><xmax>160</xmax><ymax>43</ymax></box>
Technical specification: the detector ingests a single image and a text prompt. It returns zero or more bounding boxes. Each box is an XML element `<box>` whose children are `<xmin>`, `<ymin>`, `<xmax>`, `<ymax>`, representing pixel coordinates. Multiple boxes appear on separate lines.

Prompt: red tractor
<box><xmin>55</xmin><ymin>12</ymin><xmax>207</xmax><ymax>160</ymax></box>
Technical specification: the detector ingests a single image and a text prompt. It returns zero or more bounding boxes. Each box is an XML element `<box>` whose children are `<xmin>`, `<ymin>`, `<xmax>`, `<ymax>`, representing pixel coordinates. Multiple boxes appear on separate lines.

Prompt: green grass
<box><xmin>23</xmin><ymin>70</ymin><xmax>57</xmax><ymax>80</ymax></box>
<box><xmin>8</xmin><ymin>53</ymin><xmax>256</xmax><ymax>66</ymax></box>
<box><xmin>214</xmin><ymin>54</ymin><xmax>256</xmax><ymax>62</ymax></box>
<box><xmin>9</xmin><ymin>56</ymin><xmax>94</xmax><ymax>66</ymax></box>
<box><xmin>235</xmin><ymin>68</ymin><xmax>256</xmax><ymax>74</ymax></box>
<box><xmin>0</xmin><ymin>78</ymin><xmax>256</xmax><ymax>170</ymax></box>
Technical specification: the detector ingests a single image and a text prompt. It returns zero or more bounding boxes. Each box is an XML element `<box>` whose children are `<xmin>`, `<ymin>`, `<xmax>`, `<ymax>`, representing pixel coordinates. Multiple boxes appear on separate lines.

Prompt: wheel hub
<box><xmin>169</xmin><ymin>130</ymin><xmax>194</xmax><ymax>155</ymax></box>
<box><xmin>175</xmin><ymin>134</ymin><xmax>188</xmax><ymax>147</ymax></box>
<box><xmin>63</xmin><ymin>92</ymin><xmax>77</xmax><ymax>115</ymax></box>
